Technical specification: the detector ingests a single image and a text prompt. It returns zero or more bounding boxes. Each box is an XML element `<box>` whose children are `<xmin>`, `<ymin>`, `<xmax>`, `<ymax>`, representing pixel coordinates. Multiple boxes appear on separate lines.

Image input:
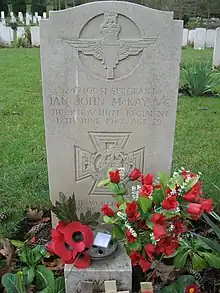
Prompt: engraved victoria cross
<box><xmin>63</xmin><ymin>12</ymin><xmax>157</xmax><ymax>79</ymax></box>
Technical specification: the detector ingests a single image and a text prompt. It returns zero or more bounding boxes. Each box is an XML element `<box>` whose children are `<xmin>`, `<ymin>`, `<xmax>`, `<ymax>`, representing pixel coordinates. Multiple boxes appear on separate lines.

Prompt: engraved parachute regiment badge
<box><xmin>62</xmin><ymin>12</ymin><xmax>157</xmax><ymax>79</ymax></box>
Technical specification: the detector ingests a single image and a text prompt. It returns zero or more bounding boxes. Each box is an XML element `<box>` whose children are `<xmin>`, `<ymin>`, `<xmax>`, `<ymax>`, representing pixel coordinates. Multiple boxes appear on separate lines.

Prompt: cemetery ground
<box><xmin>0</xmin><ymin>46</ymin><xmax>220</xmax><ymax>292</ymax></box>
<box><xmin>1</xmin><ymin>47</ymin><xmax>220</xmax><ymax>238</ymax></box>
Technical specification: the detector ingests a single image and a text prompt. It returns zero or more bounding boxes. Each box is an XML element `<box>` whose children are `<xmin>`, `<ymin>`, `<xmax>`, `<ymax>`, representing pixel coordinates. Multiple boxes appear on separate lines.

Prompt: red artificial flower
<box><xmin>187</xmin><ymin>203</ymin><xmax>203</xmax><ymax>220</ymax></box>
<box><xmin>50</xmin><ymin>228</ymin><xmax>76</xmax><ymax>263</ymax></box>
<box><xmin>74</xmin><ymin>252</ymin><xmax>91</xmax><ymax>269</ymax></box>
<box><xmin>63</xmin><ymin>222</ymin><xmax>94</xmax><ymax>253</ymax></box>
<box><xmin>153</xmin><ymin>224</ymin><xmax>166</xmax><ymax>240</ymax></box>
<box><xmin>185</xmin><ymin>283</ymin><xmax>199</xmax><ymax>293</ymax></box>
<box><xmin>129</xmin><ymin>251</ymin><xmax>141</xmax><ymax>266</ymax></box>
<box><xmin>141</xmin><ymin>173</ymin><xmax>154</xmax><ymax>185</ymax></box>
<box><xmin>140</xmin><ymin>184</ymin><xmax>153</xmax><ymax>197</ymax></box>
<box><xmin>162</xmin><ymin>196</ymin><xmax>179</xmax><ymax>210</ymax></box>
<box><xmin>126</xmin><ymin>201</ymin><xmax>138</xmax><ymax>214</ymax></box>
<box><xmin>109</xmin><ymin>170</ymin><xmax>120</xmax><ymax>183</ymax></box>
<box><xmin>140</xmin><ymin>219</ymin><xmax>148</xmax><ymax>230</ymax></box>
<box><xmin>56</xmin><ymin>221</ymin><xmax>67</xmax><ymax>233</ymax></box>
<box><xmin>183</xmin><ymin>182</ymin><xmax>202</xmax><ymax>202</ymax></box>
<box><xmin>126</xmin><ymin>229</ymin><xmax>137</xmax><ymax>243</ymax></box>
<box><xmin>199</xmin><ymin>198</ymin><xmax>213</xmax><ymax>213</ymax></box>
<box><xmin>126</xmin><ymin>201</ymin><xmax>140</xmax><ymax>222</ymax></box>
<box><xmin>101</xmin><ymin>204</ymin><xmax>114</xmax><ymax>217</ymax></box>
<box><xmin>173</xmin><ymin>219</ymin><xmax>188</xmax><ymax>235</ymax></box>
<box><xmin>139</xmin><ymin>257</ymin><xmax>151</xmax><ymax>272</ymax></box>
<box><xmin>129</xmin><ymin>168</ymin><xmax>141</xmax><ymax>181</ymax></box>
<box><xmin>145</xmin><ymin>244</ymin><xmax>157</xmax><ymax>261</ymax></box>
<box><xmin>151</xmin><ymin>213</ymin><xmax>166</xmax><ymax>226</ymax></box>
<box><xmin>163</xmin><ymin>237</ymin><xmax>179</xmax><ymax>256</ymax></box>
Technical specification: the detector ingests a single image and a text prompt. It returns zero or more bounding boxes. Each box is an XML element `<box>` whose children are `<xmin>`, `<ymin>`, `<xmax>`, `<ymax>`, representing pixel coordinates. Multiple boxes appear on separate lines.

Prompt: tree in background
<box><xmin>12</xmin><ymin>0</ymin><xmax>26</xmax><ymax>15</ymax></box>
<box><xmin>0</xmin><ymin>0</ymin><xmax>9</xmax><ymax>16</ymax></box>
<box><xmin>31</xmin><ymin>0</ymin><xmax>46</xmax><ymax>15</ymax></box>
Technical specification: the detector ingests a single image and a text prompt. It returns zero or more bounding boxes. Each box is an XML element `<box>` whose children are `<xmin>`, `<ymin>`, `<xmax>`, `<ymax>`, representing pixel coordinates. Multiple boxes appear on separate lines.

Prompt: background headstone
<box><xmin>40</xmin><ymin>2</ymin><xmax>183</xmax><ymax>216</ymax></box>
<box><xmin>182</xmin><ymin>28</ymin><xmax>188</xmax><ymax>46</ymax></box>
<box><xmin>1</xmin><ymin>11</ymin><xmax>5</xmax><ymax>19</ymax></box>
<box><xmin>26</xmin><ymin>13</ymin><xmax>30</xmax><ymax>25</ymax></box>
<box><xmin>31</xmin><ymin>26</ymin><xmax>40</xmax><ymax>46</ymax></box>
<box><xmin>33</xmin><ymin>16</ymin><xmax>37</xmax><ymax>24</ymax></box>
<box><xmin>205</xmin><ymin>29</ymin><xmax>215</xmax><ymax>48</ymax></box>
<box><xmin>43</xmin><ymin>12</ymin><xmax>47</xmax><ymax>19</ymax></box>
<box><xmin>188</xmin><ymin>29</ymin><xmax>195</xmax><ymax>44</ymax></box>
<box><xmin>17</xmin><ymin>26</ymin><xmax>25</xmax><ymax>38</ymax></box>
<box><xmin>213</xmin><ymin>27</ymin><xmax>220</xmax><ymax>67</ymax></box>
<box><xmin>194</xmin><ymin>28</ymin><xmax>206</xmax><ymax>49</ymax></box>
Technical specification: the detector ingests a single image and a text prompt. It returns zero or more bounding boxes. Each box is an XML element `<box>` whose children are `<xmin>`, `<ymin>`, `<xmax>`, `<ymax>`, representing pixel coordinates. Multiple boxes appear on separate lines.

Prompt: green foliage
<box><xmin>161</xmin><ymin>275</ymin><xmax>195</xmax><ymax>293</ymax></box>
<box><xmin>138</xmin><ymin>197</ymin><xmax>152</xmax><ymax>213</ymax></box>
<box><xmin>31</xmin><ymin>0</ymin><xmax>46</xmax><ymax>16</ymax></box>
<box><xmin>181</xmin><ymin>61</ymin><xmax>220</xmax><ymax>97</ymax></box>
<box><xmin>174</xmin><ymin>236</ymin><xmax>220</xmax><ymax>271</ymax></box>
<box><xmin>50</xmin><ymin>192</ymin><xmax>78</xmax><ymax>222</ymax></box>
<box><xmin>12</xmin><ymin>0</ymin><xmax>26</xmax><ymax>15</ymax></box>
<box><xmin>1</xmin><ymin>272</ymin><xmax>26</xmax><ymax>293</ymax></box>
<box><xmin>0</xmin><ymin>0</ymin><xmax>8</xmax><ymax>16</ymax></box>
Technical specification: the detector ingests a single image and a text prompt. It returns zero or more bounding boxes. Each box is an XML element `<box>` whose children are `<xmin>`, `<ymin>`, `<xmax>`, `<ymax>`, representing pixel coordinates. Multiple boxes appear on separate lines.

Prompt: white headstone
<box><xmin>0</xmin><ymin>22</ymin><xmax>13</xmax><ymax>44</ymax></box>
<box><xmin>213</xmin><ymin>27</ymin><xmax>220</xmax><ymax>67</ymax></box>
<box><xmin>188</xmin><ymin>30</ymin><xmax>195</xmax><ymax>44</ymax></box>
<box><xmin>38</xmin><ymin>16</ymin><xmax>42</xmax><ymax>22</ymax></box>
<box><xmin>10</xmin><ymin>12</ymin><xmax>14</xmax><ymax>18</ymax></box>
<box><xmin>26</xmin><ymin>13</ymin><xmax>30</xmax><ymax>25</ymax></box>
<box><xmin>17</xmin><ymin>26</ymin><xmax>25</xmax><ymax>38</ymax></box>
<box><xmin>43</xmin><ymin>12</ymin><xmax>47</xmax><ymax>19</ymax></box>
<box><xmin>182</xmin><ymin>28</ymin><xmax>188</xmax><ymax>46</ymax></box>
<box><xmin>35</xmin><ymin>12</ymin><xmax>38</xmax><ymax>18</ymax></box>
<box><xmin>33</xmin><ymin>16</ymin><xmax>37</xmax><ymax>24</ymax></box>
<box><xmin>31</xmin><ymin>26</ymin><xmax>40</xmax><ymax>46</ymax></box>
<box><xmin>19</xmin><ymin>12</ymin><xmax>24</xmax><ymax>22</ymax></box>
<box><xmin>11</xmin><ymin>16</ymin><xmax>16</xmax><ymax>23</ymax></box>
<box><xmin>205</xmin><ymin>29</ymin><xmax>215</xmax><ymax>48</ymax></box>
<box><xmin>1</xmin><ymin>11</ymin><xmax>5</xmax><ymax>19</ymax></box>
<box><xmin>194</xmin><ymin>28</ymin><xmax>206</xmax><ymax>49</ymax></box>
<box><xmin>40</xmin><ymin>2</ymin><xmax>183</xmax><ymax>216</ymax></box>
<box><xmin>2</xmin><ymin>19</ymin><xmax>6</xmax><ymax>25</ymax></box>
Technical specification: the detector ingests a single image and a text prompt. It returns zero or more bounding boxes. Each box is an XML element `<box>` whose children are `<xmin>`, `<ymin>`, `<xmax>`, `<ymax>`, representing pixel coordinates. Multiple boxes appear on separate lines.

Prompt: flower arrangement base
<box><xmin>64</xmin><ymin>243</ymin><xmax>132</xmax><ymax>293</ymax></box>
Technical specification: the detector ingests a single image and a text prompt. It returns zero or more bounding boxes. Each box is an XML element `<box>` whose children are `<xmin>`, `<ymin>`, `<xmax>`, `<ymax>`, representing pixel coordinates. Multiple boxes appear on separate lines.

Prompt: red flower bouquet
<box><xmin>99</xmin><ymin>168</ymin><xmax>213</xmax><ymax>273</ymax></box>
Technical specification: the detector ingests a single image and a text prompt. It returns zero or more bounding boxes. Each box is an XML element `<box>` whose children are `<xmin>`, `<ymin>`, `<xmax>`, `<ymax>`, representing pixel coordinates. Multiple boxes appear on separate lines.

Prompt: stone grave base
<box><xmin>64</xmin><ymin>244</ymin><xmax>132</xmax><ymax>293</ymax></box>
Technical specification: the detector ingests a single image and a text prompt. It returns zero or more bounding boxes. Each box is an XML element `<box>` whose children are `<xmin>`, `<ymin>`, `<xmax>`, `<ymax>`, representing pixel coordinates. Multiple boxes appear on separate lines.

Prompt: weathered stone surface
<box><xmin>64</xmin><ymin>244</ymin><xmax>132</xmax><ymax>293</ymax></box>
<box><xmin>205</xmin><ymin>29</ymin><xmax>215</xmax><ymax>48</ymax></box>
<box><xmin>182</xmin><ymin>28</ymin><xmax>188</xmax><ymax>46</ymax></box>
<box><xmin>188</xmin><ymin>30</ymin><xmax>195</xmax><ymax>44</ymax></box>
<box><xmin>194</xmin><ymin>28</ymin><xmax>206</xmax><ymax>49</ymax></box>
<box><xmin>213</xmin><ymin>27</ymin><xmax>220</xmax><ymax>67</ymax></box>
<box><xmin>40</xmin><ymin>2</ymin><xmax>182</xmax><ymax>215</ymax></box>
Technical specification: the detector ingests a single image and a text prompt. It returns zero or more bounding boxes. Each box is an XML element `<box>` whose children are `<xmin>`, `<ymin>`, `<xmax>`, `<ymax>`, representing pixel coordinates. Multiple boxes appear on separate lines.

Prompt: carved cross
<box><xmin>103</xmin><ymin>280</ymin><xmax>129</xmax><ymax>293</ymax></box>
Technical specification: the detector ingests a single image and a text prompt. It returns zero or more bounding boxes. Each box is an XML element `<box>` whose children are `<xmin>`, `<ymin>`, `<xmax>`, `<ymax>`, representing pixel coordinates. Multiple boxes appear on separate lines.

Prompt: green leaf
<box><xmin>11</xmin><ymin>240</ymin><xmax>25</xmax><ymax>248</ymax></box>
<box><xmin>162</xmin><ymin>210</ymin><xmax>181</xmax><ymax>219</ymax></box>
<box><xmin>161</xmin><ymin>284</ymin><xmax>179</xmax><ymax>293</ymax></box>
<box><xmin>103</xmin><ymin>215</ymin><xmax>115</xmax><ymax>224</ymax></box>
<box><xmin>184</xmin><ymin>176</ymin><xmax>199</xmax><ymax>192</ymax></box>
<box><xmin>35</xmin><ymin>265</ymin><xmax>55</xmax><ymax>290</ymax></box>
<box><xmin>203</xmin><ymin>213</ymin><xmax>220</xmax><ymax>240</ymax></box>
<box><xmin>138</xmin><ymin>197</ymin><xmax>152</xmax><ymax>213</ymax></box>
<box><xmin>198</xmin><ymin>235</ymin><xmax>220</xmax><ymax>254</ymax></box>
<box><xmin>1</xmin><ymin>273</ymin><xmax>25</xmax><ymax>293</ymax></box>
<box><xmin>115</xmin><ymin>195</ymin><xmax>124</xmax><ymax>203</ymax></box>
<box><xmin>201</xmin><ymin>252</ymin><xmax>220</xmax><ymax>269</ymax></box>
<box><xmin>176</xmin><ymin>275</ymin><xmax>195</xmax><ymax>287</ymax></box>
<box><xmin>192</xmin><ymin>254</ymin><xmax>207</xmax><ymax>271</ymax></box>
<box><xmin>159</xmin><ymin>172</ymin><xmax>170</xmax><ymax>189</ymax></box>
<box><xmin>174</xmin><ymin>249</ymin><xmax>189</xmax><ymax>268</ymax></box>
<box><xmin>129</xmin><ymin>241</ymin><xmax>142</xmax><ymax>251</ymax></box>
<box><xmin>152</xmin><ymin>189</ymin><xmax>165</xmax><ymax>205</ymax></box>
<box><xmin>167</xmin><ymin>177</ymin><xmax>177</xmax><ymax>190</ymax></box>
<box><xmin>112</xmin><ymin>226</ymin><xmax>125</xmax><ymax>240</ymax></box>
<box><xmin>118</xmin><ymin>202</ymin><xmax>127</xmax><ymax>211</ymax></box>
<box><xmin>22</xmin><ymin>267</ymin><xmax>35</xmax><ymax>285</ymax></box>
<box><xmin>146</xmin><ymin>219</ymin><xmax>153</xmax><ymax>230</ymax></box>
<box><xmin>54</xmin><ymin>277</ymin><xmax>65</xmax><ymax>293</ymax></box>
<box><xmin>97</xmin><ymin>178</ymin><xmax>110</xmax><ymax>187</ymax></box>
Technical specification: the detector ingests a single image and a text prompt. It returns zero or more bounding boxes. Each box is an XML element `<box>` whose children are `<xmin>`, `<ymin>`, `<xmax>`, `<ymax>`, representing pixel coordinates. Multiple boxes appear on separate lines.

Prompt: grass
<box><xmin>0</xmin><ymin>46</ymin><xmax>220</xmax><ymax>237</ymax></box>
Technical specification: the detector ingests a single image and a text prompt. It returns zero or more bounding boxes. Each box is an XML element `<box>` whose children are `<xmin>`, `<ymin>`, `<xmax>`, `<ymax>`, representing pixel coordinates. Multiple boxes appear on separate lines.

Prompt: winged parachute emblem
<box><xmin>63</xmin><ymin>12</ymin><xmax>158</xmax><ymax>79</ymax></box>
